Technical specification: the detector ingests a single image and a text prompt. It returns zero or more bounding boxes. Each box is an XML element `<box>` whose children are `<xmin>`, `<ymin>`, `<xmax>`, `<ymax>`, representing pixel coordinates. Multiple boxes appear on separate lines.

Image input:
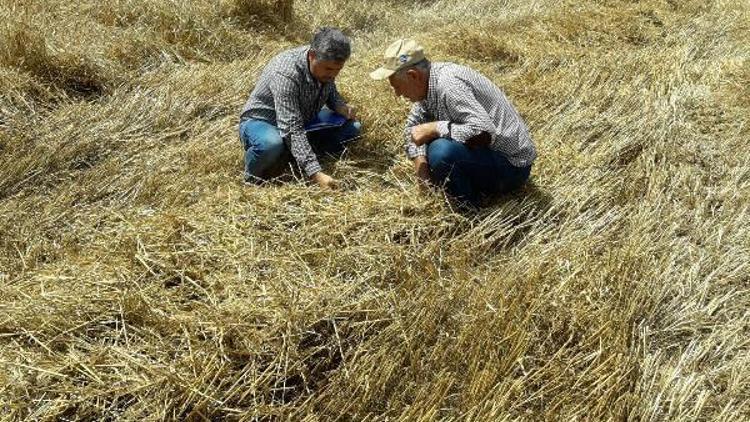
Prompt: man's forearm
<box><xmin>335</xmin><ymin>104</ymin><xmax>356</xmax><ymax>120</ymax></box>
<box><xmin>288</xmin><ymin>132</ymin><xmax>322</xmax><ymax>177</ymax></box>
<box><xmin>411</xmin><ymin>122</ymin><xmax>440</xmax><ymax>146</ymax></box>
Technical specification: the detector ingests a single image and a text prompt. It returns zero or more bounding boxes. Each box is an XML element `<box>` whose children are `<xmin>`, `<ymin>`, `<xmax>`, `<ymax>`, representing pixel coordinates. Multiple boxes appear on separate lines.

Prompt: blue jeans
<box><xmin>239</xmin><ymin>113</ymin><xmax>361</xmax><ymax>181</ymax></box>
<box><xmin>427</xmin><ymin>138</ymin><xmax>531</xmax><ymax>207</ymax></box>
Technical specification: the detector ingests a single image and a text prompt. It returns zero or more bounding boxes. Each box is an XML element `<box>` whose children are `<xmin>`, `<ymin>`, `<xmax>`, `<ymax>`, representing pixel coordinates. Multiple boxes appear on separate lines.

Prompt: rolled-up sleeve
<box><xmin>270</xmin><ymin>74</ymin><xmax>321</xmax><ymax>177</ymax></box>
<box><xmin>403</xmin><ymin>103</ymin><xmax>430</xmax><ymax>159</ymax></box>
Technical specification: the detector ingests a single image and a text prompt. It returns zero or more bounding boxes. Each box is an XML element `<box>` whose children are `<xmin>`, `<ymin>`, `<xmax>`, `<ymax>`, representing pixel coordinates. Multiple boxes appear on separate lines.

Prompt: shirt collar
<box><xmin>301</xmin><ymin>46</ymin><xmax>320</xmax><ymax>86</ymax></box>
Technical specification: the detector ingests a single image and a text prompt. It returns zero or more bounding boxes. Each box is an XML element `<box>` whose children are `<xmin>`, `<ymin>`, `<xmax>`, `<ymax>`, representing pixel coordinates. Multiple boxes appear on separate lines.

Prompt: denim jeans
<box><xmin>239</xmin><ymin>112</ymin><xmax>361</xmax><ymax>181</ymax></box>
<box><xmin>427</xmin><ymin>138</ymin><xmax>531</xmax><ymax>207</ymax></box>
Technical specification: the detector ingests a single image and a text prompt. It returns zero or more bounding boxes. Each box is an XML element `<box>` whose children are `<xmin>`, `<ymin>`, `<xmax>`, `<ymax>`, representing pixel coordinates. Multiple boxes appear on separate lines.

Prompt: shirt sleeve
<box><xmin>441</xmin><ymin>79</ymin><xmax>496</xmax><ymax>143</ymax></box>
<box><xmin>325</xmin><ymin>82</ymin><xmax>347</xmax><ymax>112</ymax></box>
<box><xmin>403</xmin><ymin>102</ymin><xmax>430</xmax><ymax>159</ymax></box>
<box><xmin>270</xmin><ymin>73</ymin><xmax>322</xmax><ymax>177</ymax></box>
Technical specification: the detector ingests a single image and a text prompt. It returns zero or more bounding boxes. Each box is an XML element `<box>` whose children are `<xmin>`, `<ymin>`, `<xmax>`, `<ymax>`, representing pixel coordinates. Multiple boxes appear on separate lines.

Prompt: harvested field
<box><xmin>1</xmin><ymin>0</ymin><xmax>748</xmax><ymax>419</ymax></box>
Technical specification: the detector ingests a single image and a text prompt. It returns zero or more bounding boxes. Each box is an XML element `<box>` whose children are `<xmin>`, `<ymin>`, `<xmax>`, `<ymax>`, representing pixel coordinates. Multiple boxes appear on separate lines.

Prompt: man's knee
<box><xmin>427</xmin><ymin>138</ymin><xmax>461</xmax><ymax>170</ymax></box>
<box><xmin>261</xmin><ymin>136</ymin><xmax>286</xmax><ymax>159</ymax></box>
<box><xmin>248</xmin><ymin>128</ymin><xmax>285</xmax><ymax>162</ymax></box>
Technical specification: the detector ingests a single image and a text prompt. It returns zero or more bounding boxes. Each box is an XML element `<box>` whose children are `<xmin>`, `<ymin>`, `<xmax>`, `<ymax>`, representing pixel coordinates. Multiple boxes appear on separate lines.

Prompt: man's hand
<box><xmin>413</xmin><ymin>156</ymin><xmax>431</xmax><ymax>192</ymax></box>
<box><xmin>410</xmin><ymin>122</ymin><xmax>439</xmax><ymax>146</ymax></box>
<box><xmin>336</xmin><ymin>104</ymin><xmax>357</xmax><ymax>120</ymax></box>
<box><xmin>311</xmin><ymin>172</ymin><xmax>338</xmax><ymax>189</ymax></box>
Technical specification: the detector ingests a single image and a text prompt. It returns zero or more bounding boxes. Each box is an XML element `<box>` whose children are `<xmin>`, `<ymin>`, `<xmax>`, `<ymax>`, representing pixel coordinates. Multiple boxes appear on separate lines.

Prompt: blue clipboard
<box><xmin>304</xmin><ymin>108</ymin><xmax>348</xmax><ymax>133</ymax></box>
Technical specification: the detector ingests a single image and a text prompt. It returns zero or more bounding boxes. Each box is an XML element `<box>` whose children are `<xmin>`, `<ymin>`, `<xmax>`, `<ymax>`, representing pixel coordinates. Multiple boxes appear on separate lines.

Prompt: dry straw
<box><xmin>1</xmin><ymin>0</ymin><xmax>749</xmax><ymax>420</ymax></box>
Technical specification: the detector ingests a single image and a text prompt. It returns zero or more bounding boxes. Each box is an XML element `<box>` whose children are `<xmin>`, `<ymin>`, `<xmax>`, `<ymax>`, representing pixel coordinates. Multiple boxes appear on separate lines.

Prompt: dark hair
<box><xmin>310</xmin><ymin>27</ymin><xmax>351</xmax><ymax>62</ymax></box>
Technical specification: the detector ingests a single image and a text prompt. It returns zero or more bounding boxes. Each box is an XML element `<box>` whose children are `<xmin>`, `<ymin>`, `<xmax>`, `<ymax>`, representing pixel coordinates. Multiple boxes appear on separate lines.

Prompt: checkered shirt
<box><xmin>403</xmin><ymin>62</ymin><xmax>536</xmax><ymax>168</ymax></box>
<box><xmin>241</xmin><ymin>46</ymin><xmax>347</xmax><ymax>176</ymax></box>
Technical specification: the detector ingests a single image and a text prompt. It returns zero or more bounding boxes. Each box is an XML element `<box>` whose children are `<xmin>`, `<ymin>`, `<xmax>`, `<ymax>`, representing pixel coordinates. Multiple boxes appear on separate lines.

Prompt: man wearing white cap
<box><xmin>370</xmin><ymin>39</ymin><xmax>537</xmax><ymax>208</ymax></box>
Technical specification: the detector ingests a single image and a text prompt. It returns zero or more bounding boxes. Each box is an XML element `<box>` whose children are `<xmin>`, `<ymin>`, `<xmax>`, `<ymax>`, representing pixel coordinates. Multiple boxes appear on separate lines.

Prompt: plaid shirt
<box><xmin>403</xmin><ymin>62</ymin><xmax>536</xmax><ymax>168</ymax></box>
<box><xmin>241</xmin><ymin>46</ymin><xmax>347</xmax><ymax>176</ymax></box>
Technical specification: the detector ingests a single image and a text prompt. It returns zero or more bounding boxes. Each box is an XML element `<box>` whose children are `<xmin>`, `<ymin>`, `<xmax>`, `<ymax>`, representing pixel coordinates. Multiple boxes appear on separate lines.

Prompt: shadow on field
<box><xmin>485</xmin><ymin>178</ymin><xmax>553</xmax><ymax>211</ymax></box>
<box><xmin>465</xmin><ymin>179</ymin><xmax>554</xmax><ymax>252</ymax></box>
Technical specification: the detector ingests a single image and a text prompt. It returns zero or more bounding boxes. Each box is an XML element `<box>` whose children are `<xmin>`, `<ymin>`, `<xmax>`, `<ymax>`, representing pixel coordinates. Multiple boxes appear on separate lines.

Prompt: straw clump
<box><xmin>1</xmin><ymin>0</ymin><xmax>749</xmax><ymax>419</ymax></box>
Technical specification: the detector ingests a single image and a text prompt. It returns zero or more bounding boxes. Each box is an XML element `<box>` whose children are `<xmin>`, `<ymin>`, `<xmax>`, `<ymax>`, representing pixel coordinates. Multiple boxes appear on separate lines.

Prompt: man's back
<box><xmin>419</xmin><ymin>62</ymin><xmax>536</xmax><ymax>168</ymax></box>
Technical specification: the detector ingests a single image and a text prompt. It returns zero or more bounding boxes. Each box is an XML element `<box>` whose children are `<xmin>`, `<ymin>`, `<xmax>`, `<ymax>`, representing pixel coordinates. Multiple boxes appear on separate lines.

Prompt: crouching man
<box><xmin>370</xmin><ymin>39</ymin><xmax>536</xmax><ymax>208</ymax></box>
<box><xmin>239</xmin><ymin>27</ymin><xmax>361</xmax><ymax>188</ymax></box>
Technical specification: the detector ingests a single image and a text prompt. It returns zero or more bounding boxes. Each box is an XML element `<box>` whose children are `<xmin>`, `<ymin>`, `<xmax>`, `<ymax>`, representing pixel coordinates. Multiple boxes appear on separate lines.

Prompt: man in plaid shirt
<box><xmin>239</xmin><ymin>27</ymin><xmax>360</xmax><ymax>188</ymax></box>
<box><xmin>371</xmin><ymin>39</ymin><xmax>537</xmax><ymax>208</ymax></box>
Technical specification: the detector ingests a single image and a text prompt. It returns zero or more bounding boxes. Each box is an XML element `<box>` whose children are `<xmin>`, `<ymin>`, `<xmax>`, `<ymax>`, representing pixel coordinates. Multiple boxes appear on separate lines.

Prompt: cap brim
<box><xmin>369</xmin><ymin>67</ymin><xmax>395</xmax><ymax>80</ymax></box>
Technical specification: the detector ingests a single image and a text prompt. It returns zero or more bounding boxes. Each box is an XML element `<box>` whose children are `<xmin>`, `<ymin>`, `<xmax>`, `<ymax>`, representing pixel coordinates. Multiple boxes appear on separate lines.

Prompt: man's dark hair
<box><xmin>310</xmin><ymin>27</ymin><xmax>351</xmax><ymax>62</ymax></box>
